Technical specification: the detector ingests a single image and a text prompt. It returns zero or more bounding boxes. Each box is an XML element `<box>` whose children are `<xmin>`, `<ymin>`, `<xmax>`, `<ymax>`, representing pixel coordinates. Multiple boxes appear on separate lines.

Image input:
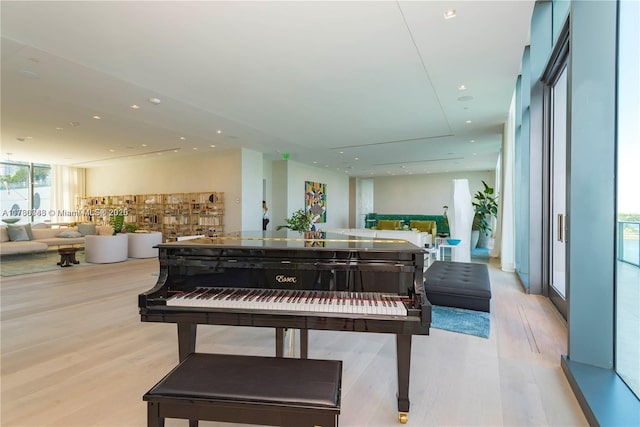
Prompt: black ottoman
<box><xmin>424</xmin><ymin>261</ymin><xmax>492</xmax><ymax>312</ymax></box>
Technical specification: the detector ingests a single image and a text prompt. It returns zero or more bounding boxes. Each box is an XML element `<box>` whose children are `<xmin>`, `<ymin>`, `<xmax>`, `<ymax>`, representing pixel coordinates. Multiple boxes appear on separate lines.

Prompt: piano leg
<box><xmin>275</xmin><ymin>328</ymin><xmax>308</xmax><ymax>359</ymax></box>
<box><xmin>396</xmin><ymin>334</ymin><xmax>412</xmax><ymax>424</ymax></box>
<box><xmin>275</xmin><ymin>328</ymin><xmax>284</xmax><ymax>357</ymax></box>
<box><xmin>300</xmin><ymin>329</ymin><xmax>308</xmax><ymax>359</ymax></box>
<box><xmin>177</xmin><ymin>322</ymin><xmax>197</xmax><ymax>362</ymax></box>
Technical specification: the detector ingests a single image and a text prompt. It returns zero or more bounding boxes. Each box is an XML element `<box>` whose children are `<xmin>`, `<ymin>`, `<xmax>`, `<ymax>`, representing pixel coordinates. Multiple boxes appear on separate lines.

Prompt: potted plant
<box><xmin>471</xmin><ymin>181</ymin><xmax>498</xmax><ymax>248</ymax></box>
<box><xmin>276</xmin><ymin>209</ymin><xmax>315</xmax><ymax>233</ymax></box>
<box><xmin>109</xmin><ymin>212</ymin><xmax>125</xmax><ymax>234</ymax></box>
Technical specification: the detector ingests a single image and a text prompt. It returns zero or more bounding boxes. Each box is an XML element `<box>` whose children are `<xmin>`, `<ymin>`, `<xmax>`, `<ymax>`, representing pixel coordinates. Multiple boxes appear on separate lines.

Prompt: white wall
<box><xmin>241</xmin><ymin>149</ymin><xmax>264</xmax><ymax>232</ymax></box>
<box><xmin>262</xmin><ymin>158</ymin><xmax>273</xmax><ymax>221</ymax></box>
<box><xmin>265</xmin><ymin>160</ymin><xmax>350</xmax><ymax>230</ymax></box>
<box><xmin>86</xmin><ymin>149</ymin><xmax>244</xmax><ymax>232</ymax></box>
<box><xmin>373</xmin><ymin>171</ymin><xmax>495</xmax><ymax>215</ymax></box>
<box><xmin>353</xmin><ymin>178</ymin><xmax>373</xmax><ymax>228</ymax></box>
<box><xmin>85</xmin><ymin>151</ymin><xmax>490</xmax><ymax>234</ymax></box>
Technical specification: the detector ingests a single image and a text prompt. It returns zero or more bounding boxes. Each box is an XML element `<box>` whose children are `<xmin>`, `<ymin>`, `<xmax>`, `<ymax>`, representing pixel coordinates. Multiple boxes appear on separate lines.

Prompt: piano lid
<box><xmin>157</xmin><ymin>230</ymin><xmax>424</xmax><ymax>253</ymax></box>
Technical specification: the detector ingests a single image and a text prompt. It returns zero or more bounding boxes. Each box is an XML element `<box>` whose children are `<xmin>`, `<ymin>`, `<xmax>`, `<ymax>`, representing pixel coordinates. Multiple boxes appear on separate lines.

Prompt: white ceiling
<box><xmin>1</xmin><ymin>1</ymin><xmax>534</xmax><ymax>176</ymax></box>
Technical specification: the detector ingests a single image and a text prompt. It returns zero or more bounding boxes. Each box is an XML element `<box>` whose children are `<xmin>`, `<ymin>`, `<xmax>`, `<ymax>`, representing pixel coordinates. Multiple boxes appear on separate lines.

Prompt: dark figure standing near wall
<box><xmin>262</xmin><ymin>201</ymin><xmax>270</xmax><ymax>230</ymax></box>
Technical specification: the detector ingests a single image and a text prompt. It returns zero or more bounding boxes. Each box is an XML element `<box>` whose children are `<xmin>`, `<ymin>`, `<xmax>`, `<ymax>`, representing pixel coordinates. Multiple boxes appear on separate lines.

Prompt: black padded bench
<box><xmin>144</xmin><ymin>353</ymin><xmax>342</xmax><ymax>427</ymax></box>
<box><xmin>424</xmin><ymin>261</ymin><xmax>492</xmax><ymax>312</ymax></box>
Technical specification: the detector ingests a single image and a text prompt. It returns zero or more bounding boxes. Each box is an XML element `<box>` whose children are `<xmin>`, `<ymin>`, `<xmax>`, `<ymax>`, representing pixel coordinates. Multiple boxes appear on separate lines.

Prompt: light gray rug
<box><xmin>1</xmin><ymin>250</ymin><xmax>93</xmax><ymax>276</ymax></box>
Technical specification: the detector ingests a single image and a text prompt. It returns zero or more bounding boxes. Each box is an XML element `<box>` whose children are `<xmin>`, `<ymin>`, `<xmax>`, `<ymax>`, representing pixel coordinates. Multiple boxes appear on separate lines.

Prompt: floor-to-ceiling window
<box><xmin>615</xmin><ymin>0</ymin><xmax>639</xmax><ymax>399</ymax></box>
<box><xmin>0</xmin><ymin>162</ymin><xmax>52</xmax><ymax>224</ymax></box>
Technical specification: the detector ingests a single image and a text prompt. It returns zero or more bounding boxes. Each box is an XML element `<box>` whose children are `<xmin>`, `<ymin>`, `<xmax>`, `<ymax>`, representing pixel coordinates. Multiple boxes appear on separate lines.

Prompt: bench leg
<box><xmin>147</xmin><ymin>402</ymin><xmax>163</xmax><ymax>427</ymax></box>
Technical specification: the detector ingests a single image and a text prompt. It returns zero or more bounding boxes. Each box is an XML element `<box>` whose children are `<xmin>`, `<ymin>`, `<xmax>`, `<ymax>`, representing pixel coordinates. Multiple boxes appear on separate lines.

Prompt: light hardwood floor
<box><xmin>0</xmin><ymin>257</ymin><xmax>588</xmax><ymax>426</ymax></box>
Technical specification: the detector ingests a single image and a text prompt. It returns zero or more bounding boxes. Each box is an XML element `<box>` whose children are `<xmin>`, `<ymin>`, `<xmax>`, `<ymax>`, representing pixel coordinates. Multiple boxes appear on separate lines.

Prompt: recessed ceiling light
<box><xmin>458</xmin><ymin>84</ymin><xmax>467</xmax><ymax>91</ymax></box>
<box><xmin>131</xmin><ymin>104</ymin><xmax>140</xmax><ymax>109</ymax></box>
<box><xmin>473</xmin><ymin>153</ymin><xmax>477</xmax><ymax>156</ymax></box>
<box><xmin>339</xmin><ymin>151</ymin><xmax>344</xmax><ymax>154</ymax></box>
<box><xmin>93</xmin><ymin>115</ymin><xmax>101</xmax><ymax>120</ymax></box>
<box><xmin>313</xmin><ymin>161</ymin><xmax>317</xmax><ymax>164</ymax></box>
<box><xmin>56</xmin><ymin>127</ymin><xmax>64</xmax><ymax>131</ymax></box>
<box><xmin>180</xmin><ymin>136</ymin><xmax>186</xmax><ymax>140</ymax></box>
<box><xmin>465</xmin><ymin>120</ymin><xmax>473</xmax><ymax>124</ymax></box>
<box><xmin>148</xmin><ymin>97</ymin><xmax>161</xmax><ymax>105</ymax></box>
<box><xmin>109</xmin><ymin>149</ymin><xmax>115</xmax><ymax>152</ymax></box>
<box><xmin>470</xmin><ymin>139</ymin><xmax>476</xmax><ymax>143</ymax></box>
<box><xmin>141</xmin><ymin>144</ymin><xmax>148</xmax><ymax>147</ymax></box>
<box><xmin>210</xmin><ymin>145</ymin><xmax>216</xmax><ymax>148</ymax></box>
<box><xmin>174</xmin><ymin>149</ymin><xmax>179</xmax><ymax>152</ymax></box>
<box><xmin>216</xmin><ymin>130</ymin><xmax>222</xmax><ymax>134</ymax></box>
<box><xmin>354</xmin><ymin>157</ymin><xmax>359</xmax><ymax>160</ymax></box>
<box><xmin>444</xmin><ymin>9</ymin><xmax>456</xmax><ymax>19</ymax></box>
<box><xmin>192</xmin><ymin>147</ymin><xmax>198</xmax><ymax>150</ymax></box>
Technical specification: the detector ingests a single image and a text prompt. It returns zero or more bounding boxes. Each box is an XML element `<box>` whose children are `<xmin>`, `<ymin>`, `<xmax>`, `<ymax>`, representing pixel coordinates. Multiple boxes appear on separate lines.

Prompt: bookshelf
<box><xmin>76</xmin><ymin>192</ymin><xmax>224</xmax><ymax>241</ymax></box>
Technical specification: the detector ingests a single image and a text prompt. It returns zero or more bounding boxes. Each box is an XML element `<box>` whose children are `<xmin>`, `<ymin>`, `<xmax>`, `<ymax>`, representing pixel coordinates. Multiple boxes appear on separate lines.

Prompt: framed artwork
<box><xmin>305</xmin><ymin>181</ymin><xmax>326</xmax><ymax>223</ymax></box>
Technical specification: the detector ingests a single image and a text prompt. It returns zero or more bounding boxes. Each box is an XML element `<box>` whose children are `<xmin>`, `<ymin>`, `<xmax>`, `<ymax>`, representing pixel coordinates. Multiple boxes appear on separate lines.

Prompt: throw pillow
<box><xmin>7</xmin><ymin>225</ymin><xmax>31</xmax><ymax>242</ymax></box>
<box><xmin>77</xmin><ymin>223</ymin><xmax>97</xmax><ymax>236</ymax></box>
<box><xmin>0</xmin><ymin>227</ymin><xmax>9</xmax><ymax>243</ymax></box>
<box><xmin>22</xmin><ymin>223</ymin><xmax>34</xmax><ymax>240</ymax></box>
<box><xmin>31</xmin><ymin>222</ymin><xmax>51</xmax><ymax>229</ymax></box>
<box><xmin>56</xmin><ymin>230</ymin><xmax>83</xmax><ymax>238</ymax></box>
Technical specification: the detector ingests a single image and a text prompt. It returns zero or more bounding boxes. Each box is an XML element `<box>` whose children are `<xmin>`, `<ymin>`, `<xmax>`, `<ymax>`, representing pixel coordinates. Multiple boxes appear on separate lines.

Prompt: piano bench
<box><xmin>424</xmin><ymin>261</ymin><xmax>492</xmax><ymax>313</ymax></box>
<box><xmin>143</xmin><ymin>353</ymin><xmax>342</xmax><ymax>427</ymax></box>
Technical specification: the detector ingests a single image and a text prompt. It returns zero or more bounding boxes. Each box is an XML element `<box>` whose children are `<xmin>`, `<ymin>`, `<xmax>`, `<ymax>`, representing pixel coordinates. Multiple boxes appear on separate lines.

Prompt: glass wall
<box><xmin>615</xmin><ymin>0</ymin><xmax>640</xmax><ymax>399</ymax></box>
<box><xmin>0</xmin><ymin>162</ymin><xmax>52</xmax><ymax>224</ymax></box>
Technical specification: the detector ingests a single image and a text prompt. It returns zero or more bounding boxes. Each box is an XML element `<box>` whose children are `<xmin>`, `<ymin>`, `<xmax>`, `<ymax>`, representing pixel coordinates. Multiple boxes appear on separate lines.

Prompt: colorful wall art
<box><xmin>305</xmin><ymin>181</ymin><xmax>326</xmax><ymax>223</ymax></box>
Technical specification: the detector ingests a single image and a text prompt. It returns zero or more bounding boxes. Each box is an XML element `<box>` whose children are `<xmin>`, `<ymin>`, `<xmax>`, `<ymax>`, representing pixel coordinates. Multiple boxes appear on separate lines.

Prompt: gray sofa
<box><xmin>0</xmin><ymin>224</ymin><xmax>112</xmax><ymax>256</ymax></box>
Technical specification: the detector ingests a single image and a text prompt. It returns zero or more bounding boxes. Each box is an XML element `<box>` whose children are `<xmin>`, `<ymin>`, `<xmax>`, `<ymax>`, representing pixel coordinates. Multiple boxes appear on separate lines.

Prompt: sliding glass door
<box><xmin>542</xmin><ymin>24</ymin><xmax>570</xmax><ymax>319</ymax></box>
<box><xmin>549</xmin><ymin>64</ymin><xmax>568</xmax><ymax>316</ymax></box>
<box><xmin>615</xmin><ymin>0</ymin><xmax>640</xmax><ymax>399</ymax></box>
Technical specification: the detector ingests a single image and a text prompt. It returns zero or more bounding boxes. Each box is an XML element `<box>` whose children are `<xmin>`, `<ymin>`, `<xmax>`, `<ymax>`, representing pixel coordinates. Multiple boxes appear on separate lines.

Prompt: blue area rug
<box><xmin>431</xmin><ymin>305</ymin><xmax>490</xmax><ymax>338</ymax></box>
<box><xmin>471</xmin><ymin>247</ymin><xmax>490</xmax><ymax>262</ymax></box>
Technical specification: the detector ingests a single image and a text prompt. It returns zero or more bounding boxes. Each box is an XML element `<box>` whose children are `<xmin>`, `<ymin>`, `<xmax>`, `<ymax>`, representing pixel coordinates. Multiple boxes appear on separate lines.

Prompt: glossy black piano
<box><xmin>139</xmin><ymin>230</ymin><xmax>431</xmax><ymax>423</ymax></box>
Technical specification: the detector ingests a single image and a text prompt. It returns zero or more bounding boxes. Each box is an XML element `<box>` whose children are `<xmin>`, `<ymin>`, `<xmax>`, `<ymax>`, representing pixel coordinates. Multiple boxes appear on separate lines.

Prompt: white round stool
<box><xmin>85</xmin><ymin>234</ymin><xmax>128</xmax><ymax>263</ymax></box>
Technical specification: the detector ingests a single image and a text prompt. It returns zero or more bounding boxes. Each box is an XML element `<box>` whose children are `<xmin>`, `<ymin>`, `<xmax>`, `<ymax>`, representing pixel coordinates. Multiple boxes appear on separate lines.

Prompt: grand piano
<box><xmin>139</xmin><ymin>230</ymin><xmax>431</xmax><ymax>424</ymax></box>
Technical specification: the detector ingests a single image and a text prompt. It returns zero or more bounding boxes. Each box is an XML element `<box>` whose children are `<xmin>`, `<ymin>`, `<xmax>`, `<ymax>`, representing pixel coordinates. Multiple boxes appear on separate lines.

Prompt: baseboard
<box><xmin>561</xmin><ymin>355</ymin><xmax>640</xmax><ymax>427</ymax></box>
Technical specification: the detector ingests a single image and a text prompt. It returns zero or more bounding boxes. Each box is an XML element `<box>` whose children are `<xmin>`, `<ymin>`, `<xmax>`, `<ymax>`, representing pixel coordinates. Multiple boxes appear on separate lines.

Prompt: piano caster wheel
<box><xmin>398</xmin><ymin>412</ymin><xmax>408</xmax><ymax>424</ymax></box>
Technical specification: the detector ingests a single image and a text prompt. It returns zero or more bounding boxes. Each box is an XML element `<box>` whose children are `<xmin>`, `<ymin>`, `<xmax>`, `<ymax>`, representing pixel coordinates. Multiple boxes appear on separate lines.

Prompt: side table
<box><xmin>57</xmin><ymin>247</ymin><xmax>80</xmax><ymax>267</ymax></box>
<box><xmin>437</xmin><ymin>244</ymin><xmax>458</xmax><ymax>261</ymax></box>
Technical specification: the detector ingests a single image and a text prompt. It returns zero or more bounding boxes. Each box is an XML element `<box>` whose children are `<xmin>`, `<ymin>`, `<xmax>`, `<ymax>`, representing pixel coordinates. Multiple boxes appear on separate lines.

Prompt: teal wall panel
<box><xmin>567</xmin><ymin>0</ymin><xmax>616</xmax><ymax>369</ymax></box>
<box><xmin>553</xmin><ymin>0</ymin><xmax>570</xmax><ymax>43</ymax></box>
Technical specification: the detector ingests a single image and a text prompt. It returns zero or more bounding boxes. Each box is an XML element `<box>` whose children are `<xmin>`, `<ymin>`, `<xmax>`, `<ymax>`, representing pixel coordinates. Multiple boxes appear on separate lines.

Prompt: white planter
<box><xmin>448</xmin><ymin>179</ymin><xmax>473</xmax><ymax>262</ymax></box>
<box><xmin>471</xmin><ymin>230</ymin><xmax>480</xmax><ymax>249</ymax></box>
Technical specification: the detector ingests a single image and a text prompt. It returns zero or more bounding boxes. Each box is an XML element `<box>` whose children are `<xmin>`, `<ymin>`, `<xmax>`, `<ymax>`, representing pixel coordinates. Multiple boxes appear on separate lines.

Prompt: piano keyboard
<box><xmin>166</xmin><ymin>288</ymin><xmax>408</xmax><ymax>316</ymax></box>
